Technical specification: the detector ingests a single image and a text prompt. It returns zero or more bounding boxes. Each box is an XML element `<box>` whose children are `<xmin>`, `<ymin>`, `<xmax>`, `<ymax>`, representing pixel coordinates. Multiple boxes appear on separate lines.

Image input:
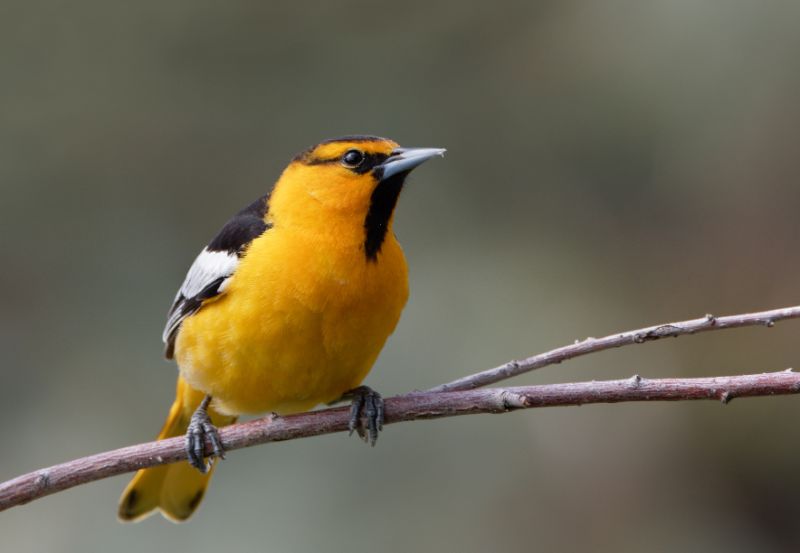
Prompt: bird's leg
<box><xmin>186</xmin><ymin>395</ymin><xmax>225</xmax><ymax>473</ymax></box>
<box><xmin>342</xmin><ymin>386</ymin><xmax>385</xmax><ymax>446</ymax></box>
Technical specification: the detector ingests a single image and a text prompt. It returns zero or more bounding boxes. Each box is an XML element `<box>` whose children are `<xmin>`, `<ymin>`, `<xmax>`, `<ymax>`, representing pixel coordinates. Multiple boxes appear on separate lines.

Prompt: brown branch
<box><xmin>2</xmin><ymin>370</ymin><xmax>799</xmax><ymax>513</ymax></box>
<box><xmin>428</xmin><ymin>305</ymin><xmax>800</xmax><ymax>393</ymax></box>
<box><xmin>2</xmin><ymin>304</ymin><xmax>799</xmax><ymax>514</ymax></box>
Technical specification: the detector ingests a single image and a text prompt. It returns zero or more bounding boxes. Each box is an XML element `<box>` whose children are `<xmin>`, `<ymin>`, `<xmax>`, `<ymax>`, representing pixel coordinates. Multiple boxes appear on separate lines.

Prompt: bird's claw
<box><xmin>186</xmin><ymin>397</ymin><xmax>225</xmax><ymax>473</ymax></box>
<box><xmin>346</xmin><ymin>386</ymin><xmax>384</xmax><ymax>446</ymax></box>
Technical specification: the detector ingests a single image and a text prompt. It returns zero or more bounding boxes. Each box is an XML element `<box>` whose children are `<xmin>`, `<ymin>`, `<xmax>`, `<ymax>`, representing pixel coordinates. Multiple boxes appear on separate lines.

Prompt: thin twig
<box><xmin>427</xmin><ymin>305</ymin><xmax>800</xmax><ymax>393</ymax></box>
<box><xmin>1</xmin><ymin>370</ymin><xmax>798</xmax><ymax>513</ymax></box>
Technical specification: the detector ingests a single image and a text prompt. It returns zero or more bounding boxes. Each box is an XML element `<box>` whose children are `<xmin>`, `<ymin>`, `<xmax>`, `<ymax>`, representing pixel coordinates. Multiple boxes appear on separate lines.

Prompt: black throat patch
<box><xmin>364</xmin><ymin>171</ymin><xmax>407</xmax><ymax>261</ymax></box>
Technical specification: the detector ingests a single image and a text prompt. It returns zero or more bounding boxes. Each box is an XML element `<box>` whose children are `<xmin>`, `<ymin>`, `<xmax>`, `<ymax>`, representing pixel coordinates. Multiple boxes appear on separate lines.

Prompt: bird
<box><xmin>117</xmin><ymin>136</ymin><xmax>445</xmax><ymax>522</ymax></box>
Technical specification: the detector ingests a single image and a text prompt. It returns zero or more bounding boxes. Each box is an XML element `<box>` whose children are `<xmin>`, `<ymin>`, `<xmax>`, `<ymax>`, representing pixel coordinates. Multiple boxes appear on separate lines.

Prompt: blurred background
<box><xmin>2</xmin><ymin>1</ymin><xmax>800</xmax><ymax>551</ymax></box>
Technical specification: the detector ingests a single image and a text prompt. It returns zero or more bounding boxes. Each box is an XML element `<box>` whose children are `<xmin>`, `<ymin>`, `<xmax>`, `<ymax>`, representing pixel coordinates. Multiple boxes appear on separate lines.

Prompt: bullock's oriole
<box><xmin>118</xmin><ymin>136</ymin><xmax>445</xmax><ymax>522</ymax></box>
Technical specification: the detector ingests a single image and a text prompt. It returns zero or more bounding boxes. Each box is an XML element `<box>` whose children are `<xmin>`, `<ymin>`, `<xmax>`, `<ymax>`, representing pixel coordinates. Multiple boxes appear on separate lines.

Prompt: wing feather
<box><xmin>163</xmin><ymin>194</ymin><xmax>271</xmax><ymax>359</ymax></box>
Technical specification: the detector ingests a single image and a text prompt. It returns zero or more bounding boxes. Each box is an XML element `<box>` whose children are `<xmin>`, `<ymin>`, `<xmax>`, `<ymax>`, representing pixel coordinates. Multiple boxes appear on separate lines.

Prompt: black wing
<box><xmin>163</xmin><ymin>194</ymin><xmax>271</xmax><ymax>359</ymax></box>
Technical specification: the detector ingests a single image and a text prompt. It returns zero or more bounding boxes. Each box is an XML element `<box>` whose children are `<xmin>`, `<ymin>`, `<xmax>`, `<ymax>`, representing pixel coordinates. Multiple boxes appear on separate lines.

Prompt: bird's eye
<box><xmin>342</xmin><ymin>149</ymin><xmax>365</xmax><ymax>168</ymax></box>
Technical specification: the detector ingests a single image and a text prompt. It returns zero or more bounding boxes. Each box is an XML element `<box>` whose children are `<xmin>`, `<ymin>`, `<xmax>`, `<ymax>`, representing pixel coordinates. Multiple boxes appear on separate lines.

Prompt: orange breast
<box><xmin>174</xmin><ymin>226</ymin><xmax>409</xmax><ymax>416</ymax></box>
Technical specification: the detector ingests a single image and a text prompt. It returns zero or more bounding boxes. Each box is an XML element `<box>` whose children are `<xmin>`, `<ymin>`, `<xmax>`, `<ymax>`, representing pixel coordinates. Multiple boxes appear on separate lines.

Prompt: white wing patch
<box><xmin>162</xmin><ymin>248</ymin><xmax>239</xmax><ymax>346</ymax></box>
<box><xmin>178</xmin><ymin>248</ymin><xmax>238</xmax><ymax>300</ymax></box>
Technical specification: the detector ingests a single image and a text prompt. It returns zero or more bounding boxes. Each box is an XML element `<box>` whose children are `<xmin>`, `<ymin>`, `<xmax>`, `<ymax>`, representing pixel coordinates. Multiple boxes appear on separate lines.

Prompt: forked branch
<box><xmin>429</xmin><ymin>305</ymin><xmax>800</xmax><ymax>392</ymax></box>
<box><xmin>1</xmin><ymin>304</ymin><xmax>799</xmax><ymax>514</ymax></box>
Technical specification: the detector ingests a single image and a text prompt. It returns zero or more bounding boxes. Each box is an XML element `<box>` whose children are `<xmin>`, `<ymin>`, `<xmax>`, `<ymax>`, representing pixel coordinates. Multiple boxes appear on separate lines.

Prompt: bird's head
<box><xmin>270</xmin><ymin>136</ymin><xmax>445</xmax><ymax>259</ymax></box>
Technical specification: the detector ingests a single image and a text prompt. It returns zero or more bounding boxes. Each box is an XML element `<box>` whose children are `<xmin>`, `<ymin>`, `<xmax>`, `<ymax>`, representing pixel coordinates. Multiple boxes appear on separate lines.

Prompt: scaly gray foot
<box><xmin>345</xmin><ymin>386</ymin><xmax>384</xmax><ymax>446</ymax></box>
<box><xmin>186</xmin><ymin>395</ymin><xmax>225</xmax><ymax>473</ymax></box>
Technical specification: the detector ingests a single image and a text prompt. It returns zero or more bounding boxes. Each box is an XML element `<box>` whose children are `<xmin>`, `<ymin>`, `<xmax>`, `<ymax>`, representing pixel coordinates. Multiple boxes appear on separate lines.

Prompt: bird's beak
<box><xmin>377</xmin><ymin>147</ymin><xmax>446</xmax><ymax>180</ymax></box>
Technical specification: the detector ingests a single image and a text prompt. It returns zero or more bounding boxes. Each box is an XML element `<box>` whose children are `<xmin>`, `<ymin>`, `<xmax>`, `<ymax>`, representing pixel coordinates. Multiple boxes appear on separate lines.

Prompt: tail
<box><xmin>118</xmin><ymin>376</ymin><xmax>237</xmax><ymax>522</ymax></box>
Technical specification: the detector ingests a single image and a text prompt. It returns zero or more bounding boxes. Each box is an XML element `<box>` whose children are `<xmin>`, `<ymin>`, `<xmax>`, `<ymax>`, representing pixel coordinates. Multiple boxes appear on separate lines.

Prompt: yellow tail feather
<box><xmin>118</xmin><ymin>376</ymin><xmax>236</xmax><ymax>522</ymax></box>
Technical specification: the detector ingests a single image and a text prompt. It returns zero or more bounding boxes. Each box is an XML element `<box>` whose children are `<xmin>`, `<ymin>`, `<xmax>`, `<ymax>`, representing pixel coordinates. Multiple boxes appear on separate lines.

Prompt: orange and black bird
<box><xmin>118</xmin><ymin>136</ymin><xmax>445</xmax><ymax>522</ymax></box>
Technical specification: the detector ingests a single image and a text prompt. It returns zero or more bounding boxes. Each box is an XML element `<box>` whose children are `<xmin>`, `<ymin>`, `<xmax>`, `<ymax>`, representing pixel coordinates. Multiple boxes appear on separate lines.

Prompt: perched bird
<box><xmin>118</xmin><ymin>136</ymin><xmax>445</xmax><ymax>522</ymax></box>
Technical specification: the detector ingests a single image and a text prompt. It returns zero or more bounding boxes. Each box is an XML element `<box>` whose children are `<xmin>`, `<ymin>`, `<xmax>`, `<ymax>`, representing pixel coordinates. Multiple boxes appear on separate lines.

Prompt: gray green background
<box><xmin>2</xmin><ymin>1</ymin><xmax>800</xmax><ymax>552</ymax></box>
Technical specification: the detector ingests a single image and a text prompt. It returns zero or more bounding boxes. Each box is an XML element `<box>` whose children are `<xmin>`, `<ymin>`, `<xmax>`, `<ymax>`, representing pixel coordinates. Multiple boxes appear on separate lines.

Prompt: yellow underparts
<box><xmin>174</xmin><ymin>221</ymin><xmax>409</xmax><ymax>416</ymax></box>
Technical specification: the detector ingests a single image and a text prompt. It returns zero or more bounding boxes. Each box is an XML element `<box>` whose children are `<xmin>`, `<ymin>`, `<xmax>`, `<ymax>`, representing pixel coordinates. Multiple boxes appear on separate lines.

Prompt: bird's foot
<box><xmin>186</xmin><ymin>396</ymin><xmax>225</xmax><ymax>473</ymax></box>
<box><xmin>344</xmin><ymin>386</ymin><xmax>384</xmax><ymax>446</ymax></box>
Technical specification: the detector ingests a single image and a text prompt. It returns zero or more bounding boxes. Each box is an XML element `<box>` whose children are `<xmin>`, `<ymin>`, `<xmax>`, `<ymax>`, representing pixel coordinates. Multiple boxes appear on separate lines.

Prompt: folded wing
<box><xmin>163</xmin><ymin>194</ymin><xmax>271</xmax><ymax>359</ymax></box>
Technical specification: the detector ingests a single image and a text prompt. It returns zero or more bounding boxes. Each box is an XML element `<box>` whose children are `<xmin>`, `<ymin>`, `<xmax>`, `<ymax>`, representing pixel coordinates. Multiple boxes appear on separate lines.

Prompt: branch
<box><xmin>428</xmin><ymin>305</ymin><xmax>800</xmax><ymax>392</ymax></box>
<box><xmin>3</xmin><ymin>304</ymin><xmax>800</xmax><ymax>514</ymax></box>
<box><xmin>2</xmin><ymin>370</ymin><xmax>799</xmax><ymax>513</ymax></box>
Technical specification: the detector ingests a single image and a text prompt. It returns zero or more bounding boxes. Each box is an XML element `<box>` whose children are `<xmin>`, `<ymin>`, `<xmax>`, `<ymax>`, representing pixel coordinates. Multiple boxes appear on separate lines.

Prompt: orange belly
<box><xmin>174</xmin><ymin>227</ymin><xmax>409</xmax><ymax>416</ymax></box>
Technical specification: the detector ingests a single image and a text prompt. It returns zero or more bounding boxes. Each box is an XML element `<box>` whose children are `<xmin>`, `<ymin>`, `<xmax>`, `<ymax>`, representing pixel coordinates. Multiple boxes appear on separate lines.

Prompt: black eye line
<box><xmin>301</xmin><ymin>152</ymin><xmax>389</xmax><ymax>174</ymax></box>
<box><xmin>350</xmin><ymin>152</ymin><xmax>389</xmax><ymax>175</ymax></box>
